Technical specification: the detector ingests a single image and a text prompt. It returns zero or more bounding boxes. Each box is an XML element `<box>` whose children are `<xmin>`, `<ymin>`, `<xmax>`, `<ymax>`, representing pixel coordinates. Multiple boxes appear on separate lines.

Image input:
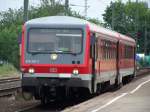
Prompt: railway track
<box><xmin>0</xmin><ymin>77</ymin><xmax>21</xmax><ymax>97</ymax></box>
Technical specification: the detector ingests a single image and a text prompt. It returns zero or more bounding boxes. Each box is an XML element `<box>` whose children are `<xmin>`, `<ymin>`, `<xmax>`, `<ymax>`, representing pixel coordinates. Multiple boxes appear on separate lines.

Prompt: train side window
<box><xmin>128</xmin><ymin>46</ymin><xmax>133</xmax><ymax>59</ymax></box>
<box><xmin>113</xmin><ymin>43</ymin><xmax>116</xmax><ymax>59</ymax></box>
<box><xmin>124</xmin><ymin>46</ymin><xmax>126</xmax><ymax>58</ymax></box>
<box><xmin>110</xmin><ymin>42</ymin><xmax>112</xmax><ymax>59</ymax></box>
<box><xmin>112</xmin><ymin>42</ymin><xmax>115</xmax><ymax>59</ymax></box>
<box><xmin>90</xmin><ymin>33</ymin><xmax>96</xmax><ymax>59</ymax></box>
<box><xmin>105</xmin><ymin>40</ymin><xmax>113</xmax><ymax>60</ymax></box>
<box><xmin>121</xmin><ymin>46</ymin><xmax>123</xmax><ymax>58</ymax></box>
<box><xmin>108</xmin><ymin>43</ymin><xmax>110</xmax><ymax>59</ymax></box>
<box><xmin>110</xmin><ymin>45</ymin><xmax>111</xmax><ymax>59</ymax></box>
<box><xmin>101</xmin><ymin>40</ymin><xmax>111</xmax><ymax>60</ymax></box>
<box><xmin>124</xmin><ymin>45</ymin><xmax>133</xmax><ymax>59</ymax></box>
<box><xmin>101</xmin><ymin>40</ymin><xmax>104</xmax><ymax>59</ymax></box>
<box><xmin>114</xmin><ymin>44</ymin><xmax>117</xmax><ymax>59</ymax></box>
<box><xmin>97</xmin><ymin>39</ymin><xmax>101</xmax><ymax>59</ymax></box>
<box><xmin>126</xmin><ymin>46</ymin><xmax>128</xmax><ymax>58</ymax></box>
<box><xmin>113</xmin><ymin>48</ymin><xmax>115</xmax><ymax>59</ymax></box>
<box><xmin>104</xmin><ymin>41</ymin><xmax>105</xmax><ymax>59</ymax></box>
<box><xmin>105</xmin><ymin>41</ymin><xmax>107</xmax><ymax>60</ymax></box>
<box><xmin>102</xmin><ymin>40</ymin><xmax>106</xmax><ymax>59</ymax></box>
<box><xmin>127</xmin><ymin>46</ymin><xmax>129</xmax><ymax>58</ymax></box>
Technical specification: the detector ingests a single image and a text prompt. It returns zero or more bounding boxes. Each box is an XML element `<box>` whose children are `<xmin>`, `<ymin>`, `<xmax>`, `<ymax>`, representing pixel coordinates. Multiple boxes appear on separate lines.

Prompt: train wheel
<box><xmin>123</xmin><ymin>75</ymin><xmax>133</xmax><ymax>84</ymax></box>
<box><xmin>79</xmin><ymin>87</ymin><xmax>90</xmax><ymax>99</ymax></box>
<box><xmin>56</xmin><ymin>87</ymin><xmax>66</xmax><ymax>102</ymax></box>
<box><xmin>41</xmin><ymin>95</ymin><xmax>48</xmax><ymax>105</ymax></box>
<box><xmin>115</xmin><ymin>81</ymin><xmax>123</xmax><ymax>90</ymax></box>
<box><xmin>114</xmin><ymin>74</ymin><xmax>123</xmax><ymax>90</ymax></box>
<box><xmin>66</xmin><ymin>87</ymin><xmax>74</xmax><ymax>101</ymax></box>
<box><xmin>40</xmin><ymin>87</ymin><xmax>49</xmax><ymax>105</ymax></box>
<box><xmin>128</xmin><ymin>75</ymin><xmax>134</xmax><ymax>82</ymax></box>
<box><xmin>96</xmin><ymin>83</ymin><xmax>101</xmax><ymax>95</ymax></box>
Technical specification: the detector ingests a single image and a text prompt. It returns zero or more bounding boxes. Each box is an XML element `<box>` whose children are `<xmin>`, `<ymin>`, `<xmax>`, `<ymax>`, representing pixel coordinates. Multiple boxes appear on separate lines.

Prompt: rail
<box><xmin>0</xmin><ymin>77</ymin><xmax>21</xmax><ymax>97</ymax></box>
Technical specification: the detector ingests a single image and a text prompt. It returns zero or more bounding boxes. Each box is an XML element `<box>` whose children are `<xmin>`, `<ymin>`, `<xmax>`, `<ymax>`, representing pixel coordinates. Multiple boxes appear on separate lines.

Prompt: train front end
<box><xmin>20</xmin><ymin>16</ymin><xmax>91</xmax><ymax>102</ymax></box>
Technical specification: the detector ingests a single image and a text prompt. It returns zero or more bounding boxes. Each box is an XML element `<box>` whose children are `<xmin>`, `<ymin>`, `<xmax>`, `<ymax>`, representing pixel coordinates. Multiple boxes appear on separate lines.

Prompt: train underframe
<box><xmin>22</xmin><ymin>76</ymin><xmax>91</xmax><ymax>104</ymax></box>
<box><xmin>22</xmin><ymin>71</ymin><xmax>135</xmax><ymax>104</ymax></box>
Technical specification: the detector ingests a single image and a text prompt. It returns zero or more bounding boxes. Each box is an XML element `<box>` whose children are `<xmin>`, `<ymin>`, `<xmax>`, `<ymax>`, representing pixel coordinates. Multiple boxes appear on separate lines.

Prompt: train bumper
<box><xmin>22</xmin><ymin>73</ymin><xmax>92</xmax><ymax>89</ymax></box>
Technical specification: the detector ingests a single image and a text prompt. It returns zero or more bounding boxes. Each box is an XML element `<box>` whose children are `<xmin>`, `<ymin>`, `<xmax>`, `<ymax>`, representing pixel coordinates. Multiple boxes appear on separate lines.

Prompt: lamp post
<box><xmin>24</xmin><ymin>0</ymin><xmax>29</xmax><ymax>23</ymax></box>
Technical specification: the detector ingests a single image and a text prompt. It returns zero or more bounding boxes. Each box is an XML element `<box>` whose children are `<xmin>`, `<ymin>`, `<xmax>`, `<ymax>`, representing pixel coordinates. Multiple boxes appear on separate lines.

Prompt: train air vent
<box><xmin>77</xmin><ymin>61</ymin><xmax>80</xmax><ymax>64</ymax></box>
<box><xmin>72</xmin><ymin>61</ymin><xmax>75</xmax><ymax>64</ymax></box>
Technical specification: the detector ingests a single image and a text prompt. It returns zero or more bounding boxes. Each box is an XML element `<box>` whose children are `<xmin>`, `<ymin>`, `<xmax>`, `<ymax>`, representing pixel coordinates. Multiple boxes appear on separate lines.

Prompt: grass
<box><xmin>0</xmin><ymin>63</ymin><xmax>19</xmax><ymax>78</ymax></box>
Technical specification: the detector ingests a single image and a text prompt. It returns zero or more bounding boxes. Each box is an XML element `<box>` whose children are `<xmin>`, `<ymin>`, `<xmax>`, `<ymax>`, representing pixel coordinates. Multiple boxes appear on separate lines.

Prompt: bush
<box><xmin>0</xmin><ymin>63</ymin><xmax>19</xmax><ymax>77</ymax></box>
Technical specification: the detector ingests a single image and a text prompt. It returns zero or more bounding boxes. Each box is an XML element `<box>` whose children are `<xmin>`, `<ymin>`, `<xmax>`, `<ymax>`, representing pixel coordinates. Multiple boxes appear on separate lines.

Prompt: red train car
<box><xmin>20</xmin><ymin>16</ymin><xmax>136</xmax><ymax>103</ymax></box>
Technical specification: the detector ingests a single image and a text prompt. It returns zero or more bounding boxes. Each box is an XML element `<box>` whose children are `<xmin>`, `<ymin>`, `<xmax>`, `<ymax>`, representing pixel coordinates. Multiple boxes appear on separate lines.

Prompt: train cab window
<box><xmin>28</xmin><ymin>28</ymin><xmax>83</xmax><ymax>54</ymax></box>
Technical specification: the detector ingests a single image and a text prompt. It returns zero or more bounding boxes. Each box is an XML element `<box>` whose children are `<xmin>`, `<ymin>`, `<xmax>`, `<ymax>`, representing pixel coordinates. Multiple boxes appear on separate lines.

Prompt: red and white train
<box><xmin>20</xmin><ymin>16</ymin><xmax>136</xmax><ymax>103</ymax></box>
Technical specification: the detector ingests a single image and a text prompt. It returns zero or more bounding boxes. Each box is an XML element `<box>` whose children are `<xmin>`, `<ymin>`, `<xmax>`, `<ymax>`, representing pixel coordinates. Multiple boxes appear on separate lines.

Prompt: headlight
<box><xmin>73</xmin><ymin>69</ymin><xmax>79</xmax><ymax>75</ymax></box>
<box><xmin>28</xmin><ymin>68</ymin><xmax>34</xmax><ymax>74</ymax></box>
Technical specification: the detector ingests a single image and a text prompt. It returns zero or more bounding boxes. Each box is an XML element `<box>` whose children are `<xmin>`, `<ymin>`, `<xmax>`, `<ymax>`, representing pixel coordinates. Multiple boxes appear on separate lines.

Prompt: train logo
<box><xmin>49</xmin><ymin>68</ymin><xmax>57</xmax><ymax>73</ymax></box>
<box><xmin>51</xmin><ymin>54</ymin><xmax>58</xmax><ymax>60</ymax></box>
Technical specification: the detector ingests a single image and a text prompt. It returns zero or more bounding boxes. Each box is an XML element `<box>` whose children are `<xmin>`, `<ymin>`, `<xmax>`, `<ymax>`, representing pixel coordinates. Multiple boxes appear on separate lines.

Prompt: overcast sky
<box><xmin>0</xmin><ymin>0</ymin><xmax>149</xmax><ymax>21</ymax></box>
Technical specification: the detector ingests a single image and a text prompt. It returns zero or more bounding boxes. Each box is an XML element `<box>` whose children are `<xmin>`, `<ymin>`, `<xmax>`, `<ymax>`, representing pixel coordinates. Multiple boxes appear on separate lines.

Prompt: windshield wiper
<box><xmin>54</xmin><ymin>50</ymin><xmax>63</xmax><ymax>53</ymax></box>
<box><xmin>29</xmin><ymin>50</ymin><xmax>77</xmax><ymax>56</ymax></box>
<box><xmin>30</xmin><ymin>52</ymin><xmax>40</xmax><ymax>55</ymax></box>
<box><xmin>55</xmin><ymin>50</ymin><xmax>77</xmax><ymax>55</ymax></box>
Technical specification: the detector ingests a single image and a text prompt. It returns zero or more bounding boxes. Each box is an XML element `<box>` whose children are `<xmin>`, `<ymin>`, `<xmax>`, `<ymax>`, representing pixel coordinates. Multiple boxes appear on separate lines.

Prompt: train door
<box><xmin>90</xmin><ymin>33</ymin><xmax>97</xmax><ymax>93</ymax></box>
<box><xmin>116</xmin><ymin>40</ymin><xmax>123</xmax><ymax>88</ymax></box>
<box><xmin>134</xmin><ymin>46</ymin><xmax>136</xmax><ymax>77</ymax></box>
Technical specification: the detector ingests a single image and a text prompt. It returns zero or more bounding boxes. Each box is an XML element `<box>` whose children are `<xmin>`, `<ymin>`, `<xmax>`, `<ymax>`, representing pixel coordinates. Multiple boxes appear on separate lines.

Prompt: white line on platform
<box><xmin>91</xmin><ymin>93</ymin><xmax>128</xmax><ymax>112</ymax></box>
<box><xmin>130</xmin><ymin>79</ymin><xmax>150</xmax><ymax>94</ymax></box>
<box><xmin>91</xmin><ymin>78</ymin><xmax>150</xmax><ymax>112</ymax></box>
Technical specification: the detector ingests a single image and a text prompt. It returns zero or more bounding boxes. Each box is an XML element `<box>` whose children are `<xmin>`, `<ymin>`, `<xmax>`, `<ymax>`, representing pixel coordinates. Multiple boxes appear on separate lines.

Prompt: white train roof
<box><xmin>86</xmin><ymin>21</ymin><xmax>135</xmax><ymax>43</ymax></box>
<box><xmin>26</xmin><ymin>16</ymin><xmax>135</xmax><ymax>43</ymax></box>
<box><xmin>26</xmin><ymin>16</ymin><xmax>88</xmax><ymax>25</ymax></box>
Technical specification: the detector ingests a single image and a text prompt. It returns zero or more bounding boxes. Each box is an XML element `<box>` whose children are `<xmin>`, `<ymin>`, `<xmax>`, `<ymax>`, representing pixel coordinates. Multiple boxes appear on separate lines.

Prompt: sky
<box><xmin>0</xmin><ymin>0</ymin><xmax>149</xmax><ymax>21</ymax></box>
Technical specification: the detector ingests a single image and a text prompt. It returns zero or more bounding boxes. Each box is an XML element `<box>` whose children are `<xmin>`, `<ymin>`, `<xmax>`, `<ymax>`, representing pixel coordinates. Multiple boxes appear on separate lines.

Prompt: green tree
<box><xmin>103</xmin><ymin>1</ymin><xmax>150</xmax><ymax>53</ymax></box>
<box><xmin>103</xmin><ymin>1</ymin><xmax>126</xmax><ymax>33</ymax></box>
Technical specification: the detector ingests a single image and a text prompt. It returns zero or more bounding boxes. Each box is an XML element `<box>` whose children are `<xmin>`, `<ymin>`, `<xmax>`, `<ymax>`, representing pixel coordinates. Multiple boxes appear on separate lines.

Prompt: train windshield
<box><xmin>28</xmin><ymin>28</ymin><xmax>82</xmax><ymax>54</ymax></box>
